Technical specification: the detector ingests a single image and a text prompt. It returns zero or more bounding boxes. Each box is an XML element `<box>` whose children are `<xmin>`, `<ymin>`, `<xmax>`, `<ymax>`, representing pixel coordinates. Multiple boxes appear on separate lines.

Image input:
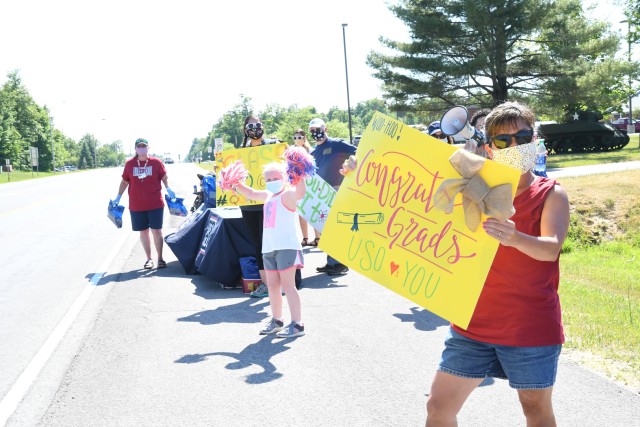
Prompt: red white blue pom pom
<box><xmin>284</xmin><ymin>146</ymin><xmax>316</xmax><ymax>184</ymax></box>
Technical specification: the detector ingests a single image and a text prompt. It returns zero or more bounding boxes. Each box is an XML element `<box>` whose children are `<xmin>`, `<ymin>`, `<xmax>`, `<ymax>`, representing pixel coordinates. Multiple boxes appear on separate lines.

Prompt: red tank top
<box><xmin>453</xmin><ymin>176</ymin><xmax>565</xmax><ymax>346</ymax></box>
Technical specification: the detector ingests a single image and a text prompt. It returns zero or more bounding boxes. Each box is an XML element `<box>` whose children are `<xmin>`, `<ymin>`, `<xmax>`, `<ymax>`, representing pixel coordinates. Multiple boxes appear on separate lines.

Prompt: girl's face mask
<box><xmin>265</xmin><ymin>179</ymin><xmax>284</xmax><ymax>194</ymax></box>
<box><xmin>135</xmin><ymin>146</ymin><xmax>148</xmax><ymax>156</ymax></box>
<box><xmin>490</xmin><ymin>142</ymin><xmax>536</xmax><ymax>173</ymax></box>
<box><xmin>245</xmin><ymin>128</ymin><xmax>264</xmax><ymax>140</ymax></box>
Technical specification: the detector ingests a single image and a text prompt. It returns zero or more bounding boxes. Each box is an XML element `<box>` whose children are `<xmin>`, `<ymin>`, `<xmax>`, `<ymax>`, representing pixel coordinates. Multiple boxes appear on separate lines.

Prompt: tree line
<box><xmin>0</xmin><ymin>71</ymin><xmax>125</xmax><ymax>172</ymax></box>
<box><xmin>185</xmin><ymin>95</ymin><xmax>415</xmax><ymax>162</ymax></box>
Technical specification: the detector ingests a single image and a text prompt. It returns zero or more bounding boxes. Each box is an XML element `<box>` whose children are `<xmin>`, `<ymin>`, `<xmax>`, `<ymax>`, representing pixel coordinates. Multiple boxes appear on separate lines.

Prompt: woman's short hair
<box><xmin>484</xmin><ymin>102</ymin><xmax>535</xmax><ymax>137</ymax></box>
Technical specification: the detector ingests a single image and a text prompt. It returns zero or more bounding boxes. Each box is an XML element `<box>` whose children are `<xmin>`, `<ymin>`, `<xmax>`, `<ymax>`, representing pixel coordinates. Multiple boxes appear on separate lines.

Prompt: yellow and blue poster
<box><xmin>320</xmin><ymin>112</ymin><xmax>520</xmax><ymax>329</ymax></box>
<box><xmin>215</xmin><ymin>143</ymin><xmax>288</xmax><ymax>207</ymax></box>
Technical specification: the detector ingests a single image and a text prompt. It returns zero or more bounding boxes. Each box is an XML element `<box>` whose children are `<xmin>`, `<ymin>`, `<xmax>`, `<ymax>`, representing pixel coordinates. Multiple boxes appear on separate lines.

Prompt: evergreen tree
<box><xmin>368</xmin><ymin>0</ymin><xmax>637</xmax><ymax>116</ymax></box>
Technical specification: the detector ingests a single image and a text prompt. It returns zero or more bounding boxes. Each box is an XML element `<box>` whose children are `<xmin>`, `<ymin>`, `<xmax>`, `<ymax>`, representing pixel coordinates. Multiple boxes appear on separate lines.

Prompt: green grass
<box><xmin>0</xmin><ymin>169</ymin><xmax>59</xmax><ymax>183</ymax></box>
<box><xmin>547</xmin><ymin>134</ymin><xmax>640</xmax><ymax>168</ymax></box>
<box><xmin>559</xmin><ymin>170</ymin><xmax>640</xmax><ymax>388</ymax></box>
<box><xmin>560</xmin><ymin>244</ymin><xmax>640</xmax><ymax>384</ymax></box>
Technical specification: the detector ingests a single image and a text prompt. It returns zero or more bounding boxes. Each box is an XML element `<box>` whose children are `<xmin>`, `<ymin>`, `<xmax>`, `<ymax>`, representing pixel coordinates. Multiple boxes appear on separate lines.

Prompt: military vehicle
<box><xmin>538</xmin><ymin>111</ymin><xmax>629</xmax><ymax>154</ymax></box>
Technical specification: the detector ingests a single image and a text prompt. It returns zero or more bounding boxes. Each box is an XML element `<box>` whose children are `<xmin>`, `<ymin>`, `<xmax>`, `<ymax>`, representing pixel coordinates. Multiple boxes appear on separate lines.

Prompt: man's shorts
<box><xmin>130</xmin><ymin>208</ymin><xmax>164</xmax><ymax>231</ymax></box>
<box><xmin>438</xmin><ymin>327</ymin><xmax>562</xmax><ymax>389</ymax></box>
<box><xmin>263</xmin><ymin>249</ymin><xmax>304</xmax><ymax>272</ymax></box>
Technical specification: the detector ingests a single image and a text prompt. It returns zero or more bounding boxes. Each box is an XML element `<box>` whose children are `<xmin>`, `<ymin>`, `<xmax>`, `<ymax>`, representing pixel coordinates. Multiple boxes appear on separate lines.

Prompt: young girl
<box><xmin>231</xmin><ymin>160</ymin><xmax>308</xmax><ymax>338</ymax></box>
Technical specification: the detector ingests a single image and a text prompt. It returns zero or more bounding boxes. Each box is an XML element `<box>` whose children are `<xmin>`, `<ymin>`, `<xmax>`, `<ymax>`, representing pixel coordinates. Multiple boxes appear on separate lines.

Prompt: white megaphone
<box><xmin>440</xmin><ymin>106</ymin><xmax>486</xmax><ymax>146</ymax></box>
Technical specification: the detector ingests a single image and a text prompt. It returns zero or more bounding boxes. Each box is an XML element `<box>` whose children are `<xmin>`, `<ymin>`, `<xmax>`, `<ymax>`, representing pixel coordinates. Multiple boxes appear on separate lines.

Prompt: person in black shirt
<box><xmin>308</xmin><ymin>118</ymin><xmax>356</xmax><ymax>276</ymax></box>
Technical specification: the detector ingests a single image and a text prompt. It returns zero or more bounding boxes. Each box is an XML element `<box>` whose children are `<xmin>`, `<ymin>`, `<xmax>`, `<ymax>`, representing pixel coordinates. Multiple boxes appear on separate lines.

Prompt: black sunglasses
<box><xmin>293</xmin><ymin>136</ymin><xmax>304</xmax><ymax>140</ymax></box>
<box><xmin>491</xmin><ymin>129</ymin><xmax>534</xmax><ymax>149</ymax></box>
<box><xmin>432</xmin><ymin>132</ymin><xmax>447</xmax><ymax>140</ymax></box>
<box><xmin>245</xmin><ymin>122</ymin><xmax>263</xmax><ymax>130</ymax></box>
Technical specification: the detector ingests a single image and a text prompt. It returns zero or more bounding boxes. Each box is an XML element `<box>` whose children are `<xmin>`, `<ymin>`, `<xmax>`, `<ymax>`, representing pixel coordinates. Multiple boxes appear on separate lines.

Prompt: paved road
<box><xmin>2</xmin><ymin>162</ymin><xmax>640</xmax><ymax>426</ymax></box>
<box><xmin>548</xmin><ymin>160</ymin><xmax>640</xmax><ymax>178</ymax></box>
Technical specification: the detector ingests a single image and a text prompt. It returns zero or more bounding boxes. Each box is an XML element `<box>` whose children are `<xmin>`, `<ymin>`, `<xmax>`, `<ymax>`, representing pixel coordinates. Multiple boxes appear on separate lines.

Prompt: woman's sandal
<box><xmin>308</xmin><ymin>237</ymin><xmax>320</xmax><ymax>247</ymax></box>
<box><xmin>157</xmin><ymin>259</ymin><xmax>167</xmax><ymax>269</ymax></box>
<box><xmin>301</xmin><ymin>237</ymin><xmax>309</xmax><ymax>246</ymax></box>
<box><xmin>144</xmin><ymin>259</ymin><xmax>154</xmax><ymax>269</ymax></box>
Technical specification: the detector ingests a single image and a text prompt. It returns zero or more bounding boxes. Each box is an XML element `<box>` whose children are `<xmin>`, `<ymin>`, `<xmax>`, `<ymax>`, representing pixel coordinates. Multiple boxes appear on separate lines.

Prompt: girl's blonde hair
<box><xmin>262</xmin><ymin>161</ymin><xmax>286</xmax><ymax>178</ymax></box>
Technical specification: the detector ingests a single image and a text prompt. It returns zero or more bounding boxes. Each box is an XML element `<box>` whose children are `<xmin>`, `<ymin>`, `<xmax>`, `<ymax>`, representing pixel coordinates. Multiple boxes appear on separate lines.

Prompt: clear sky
<box><xmin>0</xmin><ymin>0</ymin><xmax>634</xmax><ymax>159</ymax></box>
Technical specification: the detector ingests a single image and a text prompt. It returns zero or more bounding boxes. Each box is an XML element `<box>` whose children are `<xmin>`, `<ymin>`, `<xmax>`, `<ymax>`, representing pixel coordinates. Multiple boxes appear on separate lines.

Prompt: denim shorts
<box><xmin>263</xmin><ymin>249</ymin><xmax>303</xmax><ymax>272</ymax></box>
<box><xmin>130</xmin><ymin>208</ymin><xmax>164</xmax><ymax>231</ymax></box>
<box><xmin>438</xmin><ymin>327</ymin><xmax>562</xmax><ymax>389</ymax></box>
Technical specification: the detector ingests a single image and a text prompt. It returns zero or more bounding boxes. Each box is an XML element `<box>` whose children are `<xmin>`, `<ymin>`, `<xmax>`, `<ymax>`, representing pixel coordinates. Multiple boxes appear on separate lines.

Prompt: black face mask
<box><xmin>245</xmin><ymin>128</ymin><xmax>264</xmax><ymax>140</ymax></box>
<box><xmin>311</xmin><ymin>130</ymin><xmax>325</xmax><ymax>141</ymax></box>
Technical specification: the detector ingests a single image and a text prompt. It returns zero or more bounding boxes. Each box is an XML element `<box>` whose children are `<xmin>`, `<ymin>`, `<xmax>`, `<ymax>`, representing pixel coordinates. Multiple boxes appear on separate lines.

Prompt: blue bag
<box><xmin>239</xmin><ymin>256</ymin><xmax>260</xmax><ymax>280</ymax></box>
<box><xmin>165</xmin><ymin>195</ymin><xmax>188</xmax><ymax>217</ymax></box>
<box><xmin>107</xmin><ymin>201</ymin><xmax>125</xmax><ymax>228</ymax></box>
<box><xmin>202</xmin><ymin>175</ymin><xmax>217</xmax><ymax>208</ymax></box>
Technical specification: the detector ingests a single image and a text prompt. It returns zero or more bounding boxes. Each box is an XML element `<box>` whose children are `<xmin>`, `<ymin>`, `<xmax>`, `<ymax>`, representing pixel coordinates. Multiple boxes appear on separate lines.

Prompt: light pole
<box><xmin>48</xmin><ymin>111</ymin><xmax>56</xmax><ymax>173</ymax></box>
<box><xmin>342</xmin><ymin>23</ymin><xmax>353</xmax><ymax>145</ymax></box>
<box><xmin>621</xmin><ymin>20</ymin><xmax>634</xmax><ymax>134</ymax></box>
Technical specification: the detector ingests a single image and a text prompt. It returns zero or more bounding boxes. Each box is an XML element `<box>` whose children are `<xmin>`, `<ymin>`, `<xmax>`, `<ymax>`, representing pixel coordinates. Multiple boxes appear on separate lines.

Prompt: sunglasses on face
<box><xmin>293</xmin><ymin>136</ymin><xmax>305</xmax><ymax>140</ymax></box>
<box><xmin>490</xmin><ymin>129</ymin><xmax>534</xmax><ymax>149</ymax></box>
<box><xmin>433</xmin><ymin>133</ymin><xmax>447</xmax><ymax>140</ymax></box>
<box><xmin>245</xmin><ymin>122</ymin><xmax>263</xmax><ymax>130</ymax></box>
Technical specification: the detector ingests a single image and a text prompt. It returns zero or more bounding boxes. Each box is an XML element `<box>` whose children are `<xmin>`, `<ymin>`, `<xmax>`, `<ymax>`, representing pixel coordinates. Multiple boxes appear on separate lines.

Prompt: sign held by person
<box><xmin>215</xmin><ymin>143</ymin><xmax>287</xmax><ymax>207</ymax></box>
<box><xmin>320</xmin><ymin>112</ymin><xmax>520</xmax><ymax>328</ymax></box>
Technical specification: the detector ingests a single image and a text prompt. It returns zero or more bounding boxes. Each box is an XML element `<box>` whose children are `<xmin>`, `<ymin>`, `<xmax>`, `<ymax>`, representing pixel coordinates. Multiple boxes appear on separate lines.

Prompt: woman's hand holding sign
<box><xmin>483</xmin><ymin>217</ymin><xmax>517</xmax><ymax>245</ymax></box>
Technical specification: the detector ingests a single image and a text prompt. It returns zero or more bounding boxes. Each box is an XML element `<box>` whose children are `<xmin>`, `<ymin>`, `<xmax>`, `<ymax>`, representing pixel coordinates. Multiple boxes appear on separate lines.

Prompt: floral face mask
<box><xmin>490</xmin><ymin>141</ymin><xmax>536</xmax><ymax>173</ymax></box>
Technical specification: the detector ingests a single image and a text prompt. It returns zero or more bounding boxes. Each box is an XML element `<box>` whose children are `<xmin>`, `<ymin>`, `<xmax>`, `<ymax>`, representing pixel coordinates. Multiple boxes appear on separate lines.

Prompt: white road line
<box><xmin>0</xmin><ymin>232</ymin><xmax>130</xmax><ymax>425</ymax></box>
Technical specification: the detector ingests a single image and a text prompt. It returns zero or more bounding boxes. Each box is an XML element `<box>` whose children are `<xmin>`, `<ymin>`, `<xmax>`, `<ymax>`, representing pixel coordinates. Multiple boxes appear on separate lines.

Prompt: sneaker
<box><xmin>326</xmin><ymin>264</ymin><xmax>349</xmax><ymax>276</ymax></box>
<box><xmin>249</xmin><ymin>282</ymin><xmax>268</xmax><ymax>298</ymax></box>
<box><xmin>316</xmin><ymin>264</ymin><xmax>332</xmax><ymax>273</ymax></box>
<box><xmin>275</xmin><ymin>322</ymin><xmax>305</xmax><ymax>338</ymax></box>
<box><xmin>259</xmin><ymin>317</ymin><xmax>284</xmax><ymax>335</ymax></box>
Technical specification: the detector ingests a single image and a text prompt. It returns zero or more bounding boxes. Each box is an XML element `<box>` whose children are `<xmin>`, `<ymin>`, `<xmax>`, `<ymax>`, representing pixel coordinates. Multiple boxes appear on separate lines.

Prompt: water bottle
<box><xmin>534</xmin><ymin>139</ymin><xmax>547</xmax><ymax>177</ymax></box>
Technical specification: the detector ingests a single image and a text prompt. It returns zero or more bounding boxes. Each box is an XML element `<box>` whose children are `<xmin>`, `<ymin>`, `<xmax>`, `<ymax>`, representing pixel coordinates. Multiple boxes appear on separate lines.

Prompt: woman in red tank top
<box><xmin>426</xmin><ymin>102</ymin><xmax>570</xmax><ymax>426</ymax></box>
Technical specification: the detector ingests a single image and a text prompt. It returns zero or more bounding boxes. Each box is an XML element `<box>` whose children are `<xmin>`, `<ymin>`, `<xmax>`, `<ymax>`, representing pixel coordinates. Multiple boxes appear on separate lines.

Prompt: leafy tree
<box><xmin>272</xmin><ymin>105</ymin><xmax>318</xmax><ymax>144</ymax></box>
<box><xmin>0</xmin><ymin>71</ymin><xmax>47</xmax><ymax>170</ymax></box>
<box><xmin>78</xmin><ymin>134</ymin><xmax>98</xmax><ymax>169</ymax></box>
<box><xmin>187</xmin><ymin>97</ymin><xmax>409</xmax><ymax>161</ymax></box>
<box><xmin>98</xmin><ymin>140</ymin><xmax>126</xmax><ymax>167</ymax></box>
<box><xmin>624</xmin><ymin>0</ymin><xmax>640</xmax><ymax>46</ymax></box>
<box><xmin>215</xmin><ymin>95</ymin><xmax>253</xmax><ymax>149</ymax></box>
<box><xmin>368</xmin><ymin>0</ymin><xmax>637</xmax><ymax>117</ymax></box>
<box><xmin>1</xmin><ymin>71</ymin><xmax>84</xmax><ymax>171</ymax></box>
<box><xmin>60</xmin><ymin>133</ymin><xmax>80</xmax><ymax>167</ymax></box>
<box><xmin>260</xmin><ymin>103</ymin><xmax>289</xmax><ymax>139</ymax></box>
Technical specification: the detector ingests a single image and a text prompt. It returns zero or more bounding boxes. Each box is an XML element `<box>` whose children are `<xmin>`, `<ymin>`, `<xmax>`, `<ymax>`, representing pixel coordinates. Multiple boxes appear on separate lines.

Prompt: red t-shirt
<box><xmin>453</xmin><ymin>176</ymin><xmax>565</xmax><ymax>347</ymax></box>
<box><xmin>122</xmin><ymin>156</ymin><xmax>166</xmax><ymax>212</ymax></box>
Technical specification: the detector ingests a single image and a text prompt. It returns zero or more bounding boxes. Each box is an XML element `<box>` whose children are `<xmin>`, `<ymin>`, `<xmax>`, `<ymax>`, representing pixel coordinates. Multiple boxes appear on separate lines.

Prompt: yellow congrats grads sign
<box><xmin>215</xmin><ymin>143</ymin><xmax>288</xmax><ymax>207</ymax></box>
<box><xmin>320</xmin><ymin>112</ymin><xmax>520</xmax><ymax>329</ymax></box>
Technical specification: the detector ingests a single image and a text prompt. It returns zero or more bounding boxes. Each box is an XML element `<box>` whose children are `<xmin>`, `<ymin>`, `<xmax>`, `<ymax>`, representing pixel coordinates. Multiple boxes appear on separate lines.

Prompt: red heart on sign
<box><xmin>390</xmin><ymin>261</ymin><xmax>400</xmax><ymax>276</ymax></box>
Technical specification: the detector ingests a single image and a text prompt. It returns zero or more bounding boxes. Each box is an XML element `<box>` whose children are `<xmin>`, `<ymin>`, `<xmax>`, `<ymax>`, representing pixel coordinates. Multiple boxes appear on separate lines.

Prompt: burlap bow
<box><xmin>434</xmin><ymin>149</ymin><xmax>515</xmax><ymax>232</ymax></box>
